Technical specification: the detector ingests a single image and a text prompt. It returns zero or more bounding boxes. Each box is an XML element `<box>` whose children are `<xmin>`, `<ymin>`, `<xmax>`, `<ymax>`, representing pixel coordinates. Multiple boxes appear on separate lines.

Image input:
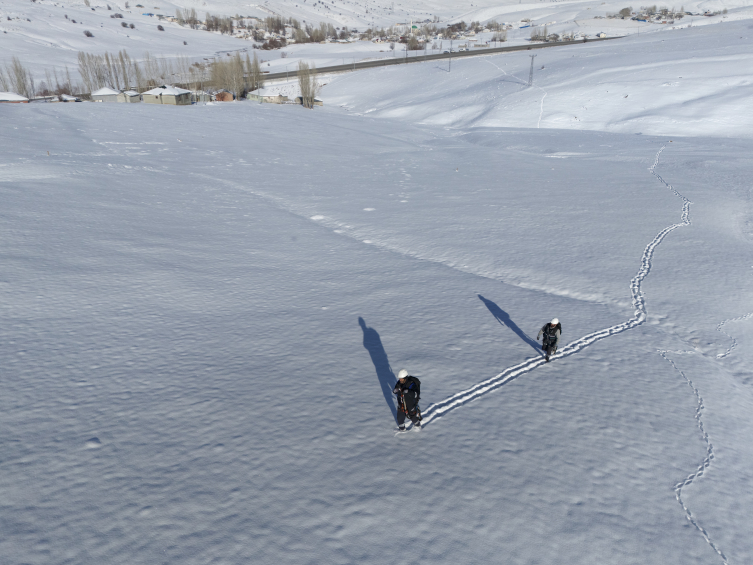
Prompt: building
<box><xmin>0</xmin><ymin>92</ymin><xmax>29</xmax><ymax>103</ymax></box>
<box><xmin>247</xmin><ymin>93</ymin><xmax>289</xmax><ymax>104</ymax></box>
<box><xmin>142</xmin><ymin>85</ymin><xmax>192</xmax><ymax>105</ymax></box>
<box><xmin>117</xmin><ymin>90</ymin><xmax>141</xmax><ymax>103</ymax></box>
<box><xmin>294</xmin><ymin>96</ymin><xmax>323</xmax><ymax>106</ymax></box>
<box><xmin>91</xmin><ymin>87</ymin><xmax>119</xmax><ymax>102</ymax></box>
<box><xmin>214</xmin><ymin>90</ymin><xmax>234</xmax><ymax>102</ymax></box>
<box><xmin>192</xmin><ymin>91</ymin><xmax>213</xmax><ymax>103</ymax></box>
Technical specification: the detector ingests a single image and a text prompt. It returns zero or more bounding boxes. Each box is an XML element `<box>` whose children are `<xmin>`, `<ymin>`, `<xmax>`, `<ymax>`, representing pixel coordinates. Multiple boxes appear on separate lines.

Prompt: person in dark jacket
<box><xmin>393</xmin><ymin>369</ymin><xmax>422</xmax><ymax>431</ymax></box>
<box><xmin>537</xmin><ymin>318</ymin><xmax>561</xmax><ymax>362</ymax></box>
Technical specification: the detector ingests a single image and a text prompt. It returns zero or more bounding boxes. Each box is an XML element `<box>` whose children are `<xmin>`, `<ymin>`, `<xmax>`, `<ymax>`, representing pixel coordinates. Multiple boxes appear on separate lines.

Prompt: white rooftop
<box><xmin>91</xmin><ymin>87</ymin><xmax>119</xmax><ymax>96</ymax></box>
<box><xmin>0</xmin><ymin>91</ymin><xmax>29</xmax><ymax>101</ymax></box>
<box><xmin>143</xmin><ymin>85</ymin><xmax>191</xmax><ymax>96</ymax></box>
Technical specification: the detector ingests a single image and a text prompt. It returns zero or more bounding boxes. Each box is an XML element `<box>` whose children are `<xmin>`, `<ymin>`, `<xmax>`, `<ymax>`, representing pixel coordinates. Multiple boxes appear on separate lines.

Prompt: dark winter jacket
<box><xmin>393</xmin><ymin>376</ymin><xmax>421</xmax><ymax>413</ymax></box>
<box><xmin>537</xmin><ymin>323</ymin><xmax>561</xmax><ymax>347</ymax></box>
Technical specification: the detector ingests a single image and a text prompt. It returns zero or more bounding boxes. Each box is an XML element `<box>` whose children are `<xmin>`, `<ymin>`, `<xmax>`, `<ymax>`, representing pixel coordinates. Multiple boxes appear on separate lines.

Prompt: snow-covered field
<box><xmin>323</xmin><ymin>20</ymin><xmax>753</xmax><ymax>138</ymax></box>
<box><xmin>3</xmin><ymin>4</ymin><xmax>753</xmax><ymax>565</ymax></box>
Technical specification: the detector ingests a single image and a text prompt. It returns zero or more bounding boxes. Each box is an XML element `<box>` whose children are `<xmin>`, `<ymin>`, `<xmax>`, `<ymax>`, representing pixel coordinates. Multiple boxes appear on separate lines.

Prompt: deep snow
<box><xmin>2</xmin><ymin>14</ymin><xmax>753</xmax><ymax>565</ymax></box>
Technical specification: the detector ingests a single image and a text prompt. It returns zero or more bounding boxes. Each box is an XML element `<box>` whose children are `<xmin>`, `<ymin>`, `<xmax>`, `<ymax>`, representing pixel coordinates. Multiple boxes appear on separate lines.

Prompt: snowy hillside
<box><xmin>3</xmin><ymin>0</ymin><xmax>753</xmax><ymax>82</ymax></box>
<box><xmin>3</xmin><ymin>5</ymin><xmax>753</xmax><ymax>565</ymax></box>
<box><xmin>323</xmin><ymin>19</ymin><xmax>753</xmax><ymax>138</ymax></box>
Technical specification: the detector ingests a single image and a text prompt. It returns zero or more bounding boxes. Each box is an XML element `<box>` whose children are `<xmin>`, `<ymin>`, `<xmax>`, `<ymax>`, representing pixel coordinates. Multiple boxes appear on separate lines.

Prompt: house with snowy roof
<box><xmin>0</xmin><ymin>92</ymin><xmax>29</xmax><ymax>103</ymax></box>
<box><xmin>117</xmin><ymin>90</ymin><xmax>141</xmax><ymax>103</ymax></box>
<box><xmin>91</xmin><ymin>87</ymin><xmax>119</xmax><ymax>102</ymax></box>
<box><xmin>142</xmin><ymin>85</ymin><xmax>191</xmax><ymax>105</ymax></box>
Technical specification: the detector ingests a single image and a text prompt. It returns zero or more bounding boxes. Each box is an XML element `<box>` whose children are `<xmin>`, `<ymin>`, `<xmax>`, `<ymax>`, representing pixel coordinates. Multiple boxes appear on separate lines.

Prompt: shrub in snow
<box><xmin>121</xmin><ymin>21</ymin><xmax>128</xmax><ymax>27</ymax></box>
<box><xmin>129</xmin><ymin>23</ymin><xmax>134</xmax><ymax>28</ymax></box>
<box><xmin>84</xmin><ymin>30</ymin><xmax>94</xmax><ymax>37</ymax></box>
<box><xmin>157</xmin><ymin>25</ymin><xmax>164</xmax><ymax>31</ymax></box>
<box><xmin>111</xmin><ymin>13</ymin><xmax>123</xmax><ymax>18</ymax></box>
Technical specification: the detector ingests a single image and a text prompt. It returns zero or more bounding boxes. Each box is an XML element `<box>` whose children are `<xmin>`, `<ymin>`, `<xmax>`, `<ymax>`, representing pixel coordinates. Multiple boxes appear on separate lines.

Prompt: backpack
<box><xmin>404</xmin><ymin>376</ymin><xmax>421</xmax><ymax>397</ymax></box>
<box><xmin>543</xmin><ymin>322</ymin><xmax>562</xmax><ymax>343</ymax></box>
<box><xmin>401</xmin><ymin>376</ymin><xmax>421</xmax><ymax>412</ymax></box>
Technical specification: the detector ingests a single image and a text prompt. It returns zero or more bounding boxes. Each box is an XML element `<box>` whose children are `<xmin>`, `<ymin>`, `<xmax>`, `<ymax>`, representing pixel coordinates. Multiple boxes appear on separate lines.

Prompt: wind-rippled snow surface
<box><xmin>3</xmin><ymin>31</ymin><xmax>753</xmax><ymax>565</ymax></box>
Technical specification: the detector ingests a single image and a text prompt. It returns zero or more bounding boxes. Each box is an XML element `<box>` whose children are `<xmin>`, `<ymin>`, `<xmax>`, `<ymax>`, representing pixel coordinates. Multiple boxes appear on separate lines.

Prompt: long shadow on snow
<box><xmin>358</xmin><ymin>317</ymin><xmax>397</xmax><ymax>421</ymax></box>
<box><xmin>478</xmin><ymin>295</ymin><xmax>543</xmax><ymax>355</ymax></box>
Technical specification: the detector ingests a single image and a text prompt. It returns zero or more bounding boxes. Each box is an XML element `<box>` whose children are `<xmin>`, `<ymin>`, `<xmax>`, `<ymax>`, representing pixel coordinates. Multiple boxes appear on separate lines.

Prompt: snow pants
<box><xmin>397</xmin><ymin>409</ymin><xmax>421</xmax><ymax>427</ymax></box>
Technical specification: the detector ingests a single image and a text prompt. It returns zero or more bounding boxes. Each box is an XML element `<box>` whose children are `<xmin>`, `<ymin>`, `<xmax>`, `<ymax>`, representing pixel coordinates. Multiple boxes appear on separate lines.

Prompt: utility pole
<box><xmin>528</xmin><ymin>53</ymin><xmax>537</xmax><ymax>86</ymax></box>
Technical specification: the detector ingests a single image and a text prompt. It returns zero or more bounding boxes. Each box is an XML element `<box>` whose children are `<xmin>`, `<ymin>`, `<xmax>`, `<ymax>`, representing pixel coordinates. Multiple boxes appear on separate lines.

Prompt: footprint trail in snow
<box><xmin>420</xmin><ymin>145</ymin><xmax>732</xmax><ymax>563</ymax></box>
<box><xmin>659</xmin><ymin>350</ymin><xmax>728</xmax><ymax>564</ymax></box>
<box><xmin>715</xmin><ymin>312</ymin><xmax>753</xmax><ymax>359</ymax></box>
<box><xmin>421</xmin><ymin>145</ymin><xmax>691</xmax><ymax>425</ymax></box>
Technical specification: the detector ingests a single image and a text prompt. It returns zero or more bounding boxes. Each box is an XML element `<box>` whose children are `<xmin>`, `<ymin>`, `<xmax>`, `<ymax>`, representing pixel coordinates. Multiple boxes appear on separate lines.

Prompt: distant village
<box><xmin>3</xmin><ymin>4</ymin><xmax>718</xmax><ymax>106</ymax></box>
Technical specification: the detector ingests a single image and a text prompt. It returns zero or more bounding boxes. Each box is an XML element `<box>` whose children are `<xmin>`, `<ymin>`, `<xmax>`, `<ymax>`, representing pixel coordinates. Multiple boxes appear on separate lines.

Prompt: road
<box><xmin>261</xmin><ymin>36</ymin><xmax>621</xmax><ymax>81</ymax></box>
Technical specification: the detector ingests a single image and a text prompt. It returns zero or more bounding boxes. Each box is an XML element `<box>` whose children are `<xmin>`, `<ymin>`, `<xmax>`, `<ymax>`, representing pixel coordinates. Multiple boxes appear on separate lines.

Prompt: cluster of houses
<box><xmin>2</xmin><ymin>86</ymin><xmax>321</xmax><ymax>106</ymax></box>
<box><xmin>91</xmin><ymin>85</ymin><xmax>193</xmax><ymax>105</ymax></box>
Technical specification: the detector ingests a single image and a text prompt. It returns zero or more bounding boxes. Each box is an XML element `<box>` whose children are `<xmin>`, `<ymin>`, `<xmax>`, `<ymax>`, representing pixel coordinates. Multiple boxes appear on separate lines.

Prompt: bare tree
<box><xmin>228</xmin><ymin>52</ymin><xmax>245</xmax><ymax>97</ymax></box>
<box><xmin>297</xmin><ymin>61</ymin><xmax>320</xmax><ymax>108</ymax></box>
<box><xmin>492</xmin><ymin>30</ymin><xmax>507</xmax><ymax>44</ymax></box>
<box><xmin>133</xmin><ymin>61</ymin><xmax>145</xmax><ymax>92</ymax></box>
<box><xmin>209</xmin><ymin>54</ymin><xmax>244</xmax><ymax>97</ymax></box>
<box><xmin>5</xmin><ymin>57</ymin><xmax>35</xmax><ymax>98</ymax></box>
<box><xmin>0</xmin><ymin>66</ymin><xmax>10</xmax><ymax>92</ymax></box>
<box><xmin>79</xmin><ymin>49</ymin><xmax>168</xmax><ymax>92</ymax></box>
<box><xmin>248</xmin><ymin>51</ymin><xmax>263</xmax><ymax>92</ymax></box>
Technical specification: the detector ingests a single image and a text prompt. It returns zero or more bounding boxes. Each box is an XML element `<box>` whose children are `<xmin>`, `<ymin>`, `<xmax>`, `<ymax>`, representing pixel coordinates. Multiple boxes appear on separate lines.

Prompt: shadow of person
<box><xmin>478</xmin><ymin>295</ymin><xmax>542</xmax><ymax>355</ymax></box>
<box><xmin>358</xmin><ymin>317</ymin><xmax>397</xmax><ymax>421</ymax></box>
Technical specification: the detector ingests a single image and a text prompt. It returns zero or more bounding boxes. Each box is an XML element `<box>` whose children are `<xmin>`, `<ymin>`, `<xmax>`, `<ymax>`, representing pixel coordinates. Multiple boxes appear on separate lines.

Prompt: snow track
<box><xmin>715</xmin><ymin>312</ymin><xmax>753</xmax><ymax>359</ymax></box>
<box><xmin>481</xmin><ymin>58</ymin><xmax>547</xmax><ymax>128</ymax></box>
<box><xmin>659</xmin><ymin>351</ymin><xmax>728</xmax><ymax>565</ymax></box>
<box><xmin>422</xmin><ymin>144</ymin><xmax>731</xmax><ymax>561</ymax></box>
<box><xmin>422</xmin><ymin>145</ymin><xmax>691</xmax><ymax>425</ymax></box>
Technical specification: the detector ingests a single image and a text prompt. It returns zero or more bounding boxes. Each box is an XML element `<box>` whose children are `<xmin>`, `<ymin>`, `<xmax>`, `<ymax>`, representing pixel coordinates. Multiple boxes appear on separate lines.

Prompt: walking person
<box><xmin>537</xmin><ymin>318</ymin><xmax>561</xmax><ymax>362</ymax></box>
<box><xmin>393</xmin><ymin>369</ymin><xmax>422</xmax><ymax>431</ymax></box>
